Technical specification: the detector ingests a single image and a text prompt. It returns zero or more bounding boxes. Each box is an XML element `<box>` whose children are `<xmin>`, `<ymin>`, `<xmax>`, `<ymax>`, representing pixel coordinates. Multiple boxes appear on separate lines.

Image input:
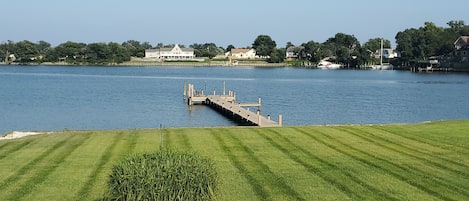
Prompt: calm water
<box><xmin>1</xmin><ymin>65</ymin><xmax>469</xmax><ymax>134</ymax></box>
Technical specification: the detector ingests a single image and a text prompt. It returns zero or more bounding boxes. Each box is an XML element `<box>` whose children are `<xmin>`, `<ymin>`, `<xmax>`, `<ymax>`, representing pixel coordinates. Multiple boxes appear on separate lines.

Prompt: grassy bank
<box><xmin>0</xmin><ymin>120</ymin><xmax>468</xmax><ymax>200</ymax></box>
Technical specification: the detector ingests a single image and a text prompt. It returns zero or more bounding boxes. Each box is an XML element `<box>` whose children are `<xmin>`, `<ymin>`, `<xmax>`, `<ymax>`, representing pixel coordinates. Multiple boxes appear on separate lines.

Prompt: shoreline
<box><xmin>0</xmin><ymin>60</ymin><xmax>288</xmax><ymax>67</ymax></box>
<box><xmin>0</xmin><ymin>131</ymin><xmax>50</xmax><ymax>141</ymax></box>
<box><xmin>3</xmin><ymin>62</ymin><xmax>469</xmax><ymax>72</ymax></box>
<box><xmin>0</xmin><ymin>119</ymin><xmax>454</xmax><ymax>141</ymax></box>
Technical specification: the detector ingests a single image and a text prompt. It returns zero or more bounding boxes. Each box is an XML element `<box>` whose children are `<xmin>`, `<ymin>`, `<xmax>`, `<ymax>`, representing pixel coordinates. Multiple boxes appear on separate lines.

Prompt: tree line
<box><xmin>1</xmin><ymin>20</ymin><xmax>468</xmax><ymax>66</ymax></box>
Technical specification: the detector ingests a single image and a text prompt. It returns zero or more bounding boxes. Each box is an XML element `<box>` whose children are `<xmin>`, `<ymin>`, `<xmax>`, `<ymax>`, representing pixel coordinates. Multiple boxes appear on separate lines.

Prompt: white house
<box><xmin>374</xmin><ymin>48</ymin><xmax>398</xmax><ymax>59</ymax></box>
<box><xmin>145</xmin><ymin>44</ymin><xmax>195</xmax><ymax>60</ymax></box>
<box><xmin>225</xmin><ymin>48</ymin><xmax>258</xmax><ymax>59</ymax></box>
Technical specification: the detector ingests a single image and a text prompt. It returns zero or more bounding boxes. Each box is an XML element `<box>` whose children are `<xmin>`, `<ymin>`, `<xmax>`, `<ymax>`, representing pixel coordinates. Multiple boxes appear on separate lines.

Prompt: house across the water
<box><xmin>225</xmin><ymin>48</ymin><xmax>258</xmax><ymax>59</ymax></box>
<box><xmin>145</xmin><ymin>44</ymin><xmax>195</xmax><ymax>61</ymax></box>
<box><xmin>454</xmin><ymin>36</ymin><xmax>469</xmax><ymax>62</ymax></box>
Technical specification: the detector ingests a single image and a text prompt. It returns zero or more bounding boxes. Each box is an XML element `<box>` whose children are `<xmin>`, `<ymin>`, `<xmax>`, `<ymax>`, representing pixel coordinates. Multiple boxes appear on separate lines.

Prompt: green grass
<box><xmin>0</xmin><ymin>120</ymin><xmax>468</xmax><ymax>200</ymax></box>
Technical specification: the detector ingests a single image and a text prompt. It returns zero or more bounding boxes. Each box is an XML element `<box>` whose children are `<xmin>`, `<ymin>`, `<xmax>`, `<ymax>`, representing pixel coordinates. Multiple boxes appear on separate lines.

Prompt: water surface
<box><xmin>1</xmin><ymin>66</ymin><xmax>469</xmax><ymax>134</ymax></box>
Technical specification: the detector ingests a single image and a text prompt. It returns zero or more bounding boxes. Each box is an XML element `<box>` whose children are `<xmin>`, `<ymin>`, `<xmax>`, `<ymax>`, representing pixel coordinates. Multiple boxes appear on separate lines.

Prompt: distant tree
<box><xmin>190</xmin><ymin>43</ymin><xmax>221</xmax><ymax>58</ymax></box>
<box><xmin>447</xmin><ymin>20</ymin><xmax>469</xmax><ymax>36</ymax></box>
<box><xmin>36</xmin><ymin>41</ymin><xmax>51</xmax><ymax>54</ymax></box>
<box><xmin>15</xmin><ymin>40</ymin><xmax>40</xmax><ymax>63</ymax></box>
<box><xmin>155</xmin><ymin>43</ymin><xmax>164</xmax><ymax>48</ymax></box>
<box><xmin>363</xmin><ymin>38</ymin><xmax>391</xmax><ymax>53</ymax></box>
<box><xmin>0</xmin><ymin>40</ymin><xmax>16</xmax><ymax>62</ymax></box>
<box><xmin>109</xmin><ymin>42</ymin><xmax>131</xmax><ymax>64</ymax></box>
<box><xmin>55</xmin><ymin>41</ymin><xmax>87</xmax><ymax>63</ymax></box>
<box><xmin>395</xmin><ymin>21</ymin><xmax>463</xmax><ymax>66</ymax></box>
<box><xmin>323</xmin><ymin>33</ymin><xmax>360</xmax><ymax>67</ymax></box>
<box><xmin>302</xmin><ymin>41</ymin><xmax>321</xmax><ymax>62</ymax></box>
<box><xmin>285</xmin><ymin>42</ymin><xmax>294</xmax><ymax>49</ymax></box>
<box><xmin>362</xmin><ymin>38</ymin><xmax>391</xmax><ymax>64</ymax></box>
<box><xmin>252</xmin><ymin>35</ymin><xmax>276</xmax><ymax>57</ymax></box>
<box><xmin>226</xmin><ymin>45</ymin><xmax>235</xmax><ymax>52</ymax></box>
<box><xmin>85</xmin><ymin>43</ymin><xmax>111</xmax><ymax>64</ymax></box>
<box><xmin>122</xmin><ymin>40</ymin><xmax>145</xmax><ymax>57</ymax></box>
<box><xmin>267</xmin><ymin>48</ymin><xmax>285</xmax><ymax>63</ymax></box>
<box><xmin>141</xmin><ymin>42</ymin><xmax>153</xmax><ymax>50</ymax></box>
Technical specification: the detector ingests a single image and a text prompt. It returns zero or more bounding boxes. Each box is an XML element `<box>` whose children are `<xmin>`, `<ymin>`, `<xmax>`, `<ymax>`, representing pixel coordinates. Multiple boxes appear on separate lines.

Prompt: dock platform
<box><xmin>185</xmin><ymin>82</ymin><xmax>282</xmax><ymax>127</ymax></box>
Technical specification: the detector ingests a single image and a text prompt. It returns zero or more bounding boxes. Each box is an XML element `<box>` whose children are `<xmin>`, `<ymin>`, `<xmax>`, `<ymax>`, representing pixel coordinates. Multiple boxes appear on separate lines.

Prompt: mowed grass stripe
<box><xmin>180</xmin><ymin>130</ymin><xmax>192</xmax><ymax>149</ymax></box>
<box><xmin>125</xmin><ymin>130</ymin><xmax>140</xmax><ymax>154</ymax></box>
<box><xmin>375</xmin><ymin>125</ymin><xmax>469</xmax><ymax>168</ymax></box>
<box><xmin>260</xmin><ymin>128</ymin><xmax>392</xmax><ymax>200</ymax></box>
<box><xmin>20</xmin><ymin>132</ymin><xmax>110</xmax><ymax>201</ymax></box>
<box><xmin>335</xmin><ymin>126</ymin><xmax>469</xmax><ymax>195</ymax></box>
<box><xmin>0</xmin><ymin>141</ymin><xmax>9</xmax><ymax>150</ymax></box>
<box><xmin>0</xmin><ymin>140</ymin><xmax>34</xmax><ymax>160</ymax></box>
<box><xmin>375</xmin><ymin>125</ymin><xmax>469</xmax><ymax>155</ymax></box>
<box><xmin>167</xmin><ymin>128</ymin><xmax>192</xmax><ymax>150</ymax></box>
<box><xmin>75</xmin><ymin>131</ymin><xmax>126</xmax><ymax>200</ymax></box>
<box><xmin>84</xmin><ymin>131</ymin><xmax>145</xmax><ymax>200</ymax></box>
<box><xmin>0</xmin><ymin>133</ymin><xmax>76</xmax><ymax>192</ymax></box>
<box><xmin>222</xmin><ymin>129</ymin><xmax>305</xmax><ymax>201</ymax></box>
<box><xmin>210</xmin><ymin>129</ymin><xmax>270</xmax><ymax>201</ymax></box>
<box><xmin>353</xmin><ymin>126</ymin><xmax>469</xmax><ymax>174</ymax></box>
<box><xmin>132</xmin><ymin>130</ymin><xmax>160</xmax><ymax>153</ymax></box>
<box><xmin>184</xmin><ymin>128</ymin><xmax>259</xmax><ymax>201</ymax></box>
<box><xmin>6</xmin><ymin>133</ymin><xmax>91</xmax><ymax>200</ymax></box>
<box><xmin>307</xmin><ymin>127</ymin><xmax>465</xmax><ymax>201</ymax></box>
<box><xmin>163</xmin><ymin>128</ymin><xmax>173</xmax><ymax>148</ymax></box>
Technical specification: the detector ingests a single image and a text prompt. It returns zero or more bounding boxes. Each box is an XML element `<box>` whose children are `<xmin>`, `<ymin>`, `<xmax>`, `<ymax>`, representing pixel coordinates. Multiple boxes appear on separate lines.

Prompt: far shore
<box><xmin>0</xmin><ymin>60</ymin><xmax>288</xmax><ymax>67</ymax></box>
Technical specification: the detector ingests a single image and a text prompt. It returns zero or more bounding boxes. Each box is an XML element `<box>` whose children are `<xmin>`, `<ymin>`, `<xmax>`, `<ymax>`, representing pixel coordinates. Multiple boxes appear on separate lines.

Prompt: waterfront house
<box><xmin>225</xmin><ymin>48</ymin><xmax>258</xmax><ymax>59</ymax></box>
<box><xmin>285</xmin><ymin>46</ymin><xmax>307</xmax><ymax>61</ymax></box>
<box><xmin>454</xmin><ymin>36</ymin><xmax>469</xmax><ymax>62</ymax></box>
<box><xmin>373</xmin><ymin>48</ymin><xmax>398</xmax><ymax>59</ymax></box>
<box><xmin>454</xmin><ymin>36</ymin><xmax>469</xmax><ymax>50</ymax></box>
<box><xmin>145</xmin><ymin>44</ymin><xmax>195</xmax><ymax>61</ymax></box>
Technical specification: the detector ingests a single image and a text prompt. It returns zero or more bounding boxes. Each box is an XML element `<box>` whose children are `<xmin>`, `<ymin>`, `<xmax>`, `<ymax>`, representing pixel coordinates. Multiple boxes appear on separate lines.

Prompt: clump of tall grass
<box><xmin>105</xmin><ymin>150</ymin><xmax>217</xmax><ymax>201</ymax></box>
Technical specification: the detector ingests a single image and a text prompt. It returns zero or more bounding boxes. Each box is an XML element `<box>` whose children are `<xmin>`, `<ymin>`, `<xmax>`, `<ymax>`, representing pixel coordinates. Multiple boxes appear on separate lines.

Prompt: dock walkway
<box><xmin>185</xmin><ymin>82</ymin><xmax>282</xmax><ymax>127</ymax></box>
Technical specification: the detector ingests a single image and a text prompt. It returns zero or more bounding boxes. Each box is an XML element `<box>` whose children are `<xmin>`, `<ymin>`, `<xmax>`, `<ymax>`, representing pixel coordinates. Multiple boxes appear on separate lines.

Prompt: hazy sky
<box><xmin>1</xmin><ymin>0</ymin><xmax>468</xmax><ymax>48</ymax></box>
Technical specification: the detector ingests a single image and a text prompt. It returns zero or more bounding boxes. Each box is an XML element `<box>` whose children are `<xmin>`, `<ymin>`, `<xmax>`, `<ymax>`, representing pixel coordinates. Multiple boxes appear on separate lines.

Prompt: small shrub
<box><xmin>105</xmin><ymin>150</ymin><xmax>217</xmax><ymax>201</ymax></box>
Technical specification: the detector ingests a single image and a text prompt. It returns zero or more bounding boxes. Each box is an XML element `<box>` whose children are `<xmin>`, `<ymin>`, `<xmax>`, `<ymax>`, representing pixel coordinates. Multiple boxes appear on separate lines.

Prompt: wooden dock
<box><xmin>184</xmin><ymin>82</ymin><xmax>282</xmax><ymax>127</ymax></box>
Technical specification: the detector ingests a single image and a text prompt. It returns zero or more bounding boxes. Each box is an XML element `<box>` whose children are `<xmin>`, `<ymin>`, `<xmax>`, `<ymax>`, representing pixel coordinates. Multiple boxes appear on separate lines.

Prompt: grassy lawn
<box><xmin>0</xmin><ymin>120</ymin><xmax>468</xmax><ymax>200</ymax></box>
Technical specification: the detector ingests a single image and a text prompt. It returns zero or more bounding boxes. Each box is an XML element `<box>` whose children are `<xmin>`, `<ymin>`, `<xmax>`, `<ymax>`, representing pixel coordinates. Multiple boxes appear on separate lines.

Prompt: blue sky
<box><xmin>1</xmin><ymin>0</ymin><xmax>468</xmax><ymax>48</ymax></box>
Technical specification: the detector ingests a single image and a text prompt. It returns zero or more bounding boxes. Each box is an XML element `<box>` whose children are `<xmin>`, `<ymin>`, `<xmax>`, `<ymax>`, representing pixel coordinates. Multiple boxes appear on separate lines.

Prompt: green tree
<box><xmin>267</xmin><ymin>48</ymin><xmax>285</xmax><ymax>63</ymax></box>
<box><xmin>322</xmin><ymin>33</ymin><xmax>360</xmax><ymax>67</ymax></box>
<box><xmin>301</xmin><ymin>41</ymin><xmax>321</xmax><ymax>62</ymax></box>
<box><xmin>395</xmin><ymin>21</ymin><xmax>463</xmax><ymax>66</ymax></box>
<box><xmin>395</xmin><ymin>28</ymin><xmax>417</xmax><ymax>65</ymax></box>
<box><xmin>0</xmin><ymin>40</ymin><xmax>16</xmax><ymax>63</ymax></box>
<box><xmin>122</xmin><ymin>40</ymin><xmax>145</xmax><ymax>57</ymax></box>
<box><xmin>141</xmin><ymin>42</ymin><xmax>153</xmax><ymax>50</ymax></box>
<box><xmin>363</xmin><ymin>38</ymin><xmax>391</xmax><ymax>53</ymax></box>
<box><xmin>447</xmin><ymin>20</ymin><xmax>469</xmax><ymax>36</ymax></box>
<box><xmin>190</xmin><ymin>43</ymin><xmax>221</xmax><ymax>58</ymax></box>
<box><xmin>109</xmin><ymin>42</ymin><xmax>131</xmax><ymax>64</ymax></box>
<box><xmin>226</xmin><ymin>45</ymin><xmax>235</xmax><ymax>52</ymax></box>
<box><xmin>85</xmin><ymin>43</ymin><xmax>111</xmax><ymax>64</ymax></box>
<box><xmin>55</xmin><ymin>41</ymin><xmax>87</xmax><ymax>63</ymax></box>
<box><xmin>362</xmin><ymin>38</ymin><xmax>391</xmax><ymax>64</ymax></box>
<box><xmin>252</xmin><ymin>35</ymin><xmax>276</xmax><ymax>57</ymax></box>
<box><xmin>15</xmin><ymin>40</ymin><xmax>40</xmax><ymax>63</ymax></box>
<box><xmin>285</xmin><ymin>42</ymin><xmax>294</xmax><ymax>49</ymax></box>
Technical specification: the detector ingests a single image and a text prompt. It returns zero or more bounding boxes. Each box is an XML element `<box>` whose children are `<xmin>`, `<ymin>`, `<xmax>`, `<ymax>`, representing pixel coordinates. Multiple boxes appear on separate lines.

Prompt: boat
<box><xmin>317</xmin><ymin>58</ymin><xmax>342</xmax><ymax>69</ymax></box>
<box><xmin>372</xmin><ymin>63</ymin><xmax>393</xmax><ymax>70</ymax></box>
<box><xmin>371</xmin><ymin>39</ymin><xmax>393</xmax><ymax>70</ymax></box>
